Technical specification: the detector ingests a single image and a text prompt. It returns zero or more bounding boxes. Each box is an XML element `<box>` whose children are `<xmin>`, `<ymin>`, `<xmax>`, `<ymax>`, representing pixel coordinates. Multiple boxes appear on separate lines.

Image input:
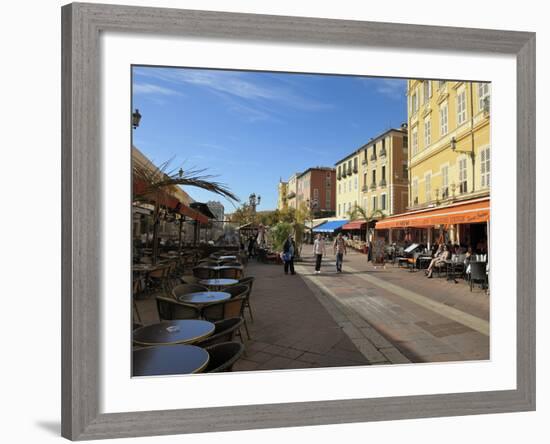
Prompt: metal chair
<box><xmin>202</xmin><ymin>341</ymin><xmax>245</xmax><ymax>373</ymax></box>
<box><xmin>194</xmin><ymin>317</ymin><xmax>244</xmax><ymax>348</ymax></box>
<box><xmin>469</xmin><ymin>261</ymin><xmax>488</xmax><ymax>292</ymax></box>
<box><xmin>238</xmin><ymin>276</ymin><xmax>255</xmax><ymax>322</ymax></box>
<box><xmin>218</xmin><ymin>267</ymin><xmax>242</xmax><ymax>279</ymax></box>
<box><xmin>156</xmin><ymin>296</ymin><xmax>201</xmax><ymax>320</ymax></box>
<box><xmin>171</xmin><ymin>283</ymin><xmax>208</xmax><ymax>300</ymax></box>
<box><xmin>201</xmin><ymin>296</ymin><xmax>249</xmax><ymax>340</ymax></box>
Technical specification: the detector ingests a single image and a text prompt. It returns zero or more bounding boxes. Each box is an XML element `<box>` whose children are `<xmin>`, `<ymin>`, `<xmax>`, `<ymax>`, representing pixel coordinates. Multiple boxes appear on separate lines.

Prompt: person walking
<box><xmin>333</xmin><ymin>232</ymin><xmax>347</xmax><ymax>273</ymax></box>
<box><xmin>313</xmin><ymin>233</ymin><xmax>326</xmax><ymax>274</ymax></box>
<box><xmin>282</xmin><ymin>234</ymin><xmax>296</xmax><ymax>275</ymax></box>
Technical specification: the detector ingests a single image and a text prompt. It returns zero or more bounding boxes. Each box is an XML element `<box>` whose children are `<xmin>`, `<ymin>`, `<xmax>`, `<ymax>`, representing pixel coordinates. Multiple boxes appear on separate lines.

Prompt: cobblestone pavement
<box><xmin>135</xmin><ymin>245</ymin><xmax>489</xmax><ymax>372</ymax></box>
<box><xmin>295</xmin><ymin>244</ymin><xmax>490</xmax><ymax>364</ymax></box>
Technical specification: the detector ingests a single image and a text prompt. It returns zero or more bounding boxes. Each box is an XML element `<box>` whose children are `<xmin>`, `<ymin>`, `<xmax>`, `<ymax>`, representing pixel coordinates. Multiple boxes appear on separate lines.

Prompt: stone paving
<box><xmin>135</xmin><ymin>244</ymin><xmax>490</xmax><ymax>372</ymax></box>
<box><xmin>295</xmin><ymin>244</ymin><xmax>490</xmax><ymax>364</ymax></box>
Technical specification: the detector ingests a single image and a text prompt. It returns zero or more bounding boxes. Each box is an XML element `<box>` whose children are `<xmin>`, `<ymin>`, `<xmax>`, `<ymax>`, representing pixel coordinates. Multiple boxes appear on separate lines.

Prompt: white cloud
<box><xmin>133</xmin><ymin>82</ymin><xmax>182</xmax><ymax>96</ymax></box>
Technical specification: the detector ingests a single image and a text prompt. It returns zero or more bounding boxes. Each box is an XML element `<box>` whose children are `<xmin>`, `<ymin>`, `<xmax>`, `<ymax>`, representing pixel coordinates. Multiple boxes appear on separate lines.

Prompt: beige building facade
<box><xmin>358</xmin><ymin>127</ymin><xmax>409</xmax><ymax>218</ymax></box>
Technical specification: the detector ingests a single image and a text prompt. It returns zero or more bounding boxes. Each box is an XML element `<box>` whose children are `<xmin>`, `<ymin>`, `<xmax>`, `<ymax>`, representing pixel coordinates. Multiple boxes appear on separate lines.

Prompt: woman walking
<box><xmin>313</xmin><ymin>233</ymin><xmax>326</xmax><ymax>274</ymax></box>
<box><xmin>282</xmin><ymin>234</ymin><xmax>296</xmax><ymax>275</ymax></box>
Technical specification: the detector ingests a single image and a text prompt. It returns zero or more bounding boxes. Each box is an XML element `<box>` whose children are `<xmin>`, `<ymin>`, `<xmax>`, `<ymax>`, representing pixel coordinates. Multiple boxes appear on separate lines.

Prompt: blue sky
<box><xmin>132</xmin><ymin>66</ymin><xmax>406</xmax><ymax>212</ymax></box>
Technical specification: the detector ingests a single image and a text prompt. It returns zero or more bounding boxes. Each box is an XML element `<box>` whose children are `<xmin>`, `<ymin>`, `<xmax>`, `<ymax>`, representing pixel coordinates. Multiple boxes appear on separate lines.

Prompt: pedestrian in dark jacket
<box><xmin>282</xmin><ymin>234</ymin><xmax>296</xmax><ymax>275</ymax></box>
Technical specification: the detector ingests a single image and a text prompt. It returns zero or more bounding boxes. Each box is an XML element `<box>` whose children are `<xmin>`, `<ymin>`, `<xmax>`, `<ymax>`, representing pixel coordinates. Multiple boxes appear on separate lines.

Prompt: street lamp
<box><xmin>248</xmin><ymin>193</ymin><xmax>261</xmax><ymax>220</ymax></box>
<box><xmin>132</xmin><ymin>108</ymin><xmax>142</xmax><ymax>129</ymax></box>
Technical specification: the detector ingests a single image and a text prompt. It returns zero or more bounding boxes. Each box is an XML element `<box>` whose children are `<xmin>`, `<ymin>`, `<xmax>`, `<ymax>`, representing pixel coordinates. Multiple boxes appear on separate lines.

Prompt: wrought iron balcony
<box><xmin>379</xmin><ymin>148</ymin><xmax>387</xmax><ymax>157</ymax></box>
<box><xmin>361</xmin><ymin>158</ymin><xmax>367</xmax><ymax>165</ymax></box>
<box><xmin>353</xmin><ymin>166</ymin><xmax>358</xmax><ymax>174</ymax></box>
<box><xmin>370</xmin><ymin>182</ymin><xmax>377</xmax><ymax>190</ymax></box>
<box><xmin>370</xmin><ymin>153</ymin><xmax>377</xmax><ymax>161</ymax></box>
<box><xmin>337</xmin><ymin>172</ymin><xmax>342</xmax><ymax>180</ymax></box>
<box><xmin>379</xmin><ymin>179</ymin><xmax>387</xmax><ymax>187</ymax></box>
<box><xmin>342</xmin><ymin>169</ymin><xmax>347</xmax><ymax>178</ymax></box>
<box><xmin>361</xmin><ymin>185</ymin><xmax>368</xmax><ymax>192</ymax></box>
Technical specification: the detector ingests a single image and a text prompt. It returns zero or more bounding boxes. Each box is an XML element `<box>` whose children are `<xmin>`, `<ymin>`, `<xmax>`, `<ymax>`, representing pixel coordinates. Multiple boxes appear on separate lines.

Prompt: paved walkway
<box><xmin>135</xmin><ymin>245</ymin><xmax>489</xmax><ymax>371</ymax></box>
<box><xmin>295</xmin><ymin>244</ymin><xmax>490</xmax><ymax>364</ymax></box>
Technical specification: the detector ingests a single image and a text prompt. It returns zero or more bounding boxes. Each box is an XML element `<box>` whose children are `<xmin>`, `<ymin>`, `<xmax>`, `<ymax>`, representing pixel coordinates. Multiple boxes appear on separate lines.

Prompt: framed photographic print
<box><xmin>61</xmin><ymin>2</ymin><xmax>535</xmax><ymax>440</ymax></box>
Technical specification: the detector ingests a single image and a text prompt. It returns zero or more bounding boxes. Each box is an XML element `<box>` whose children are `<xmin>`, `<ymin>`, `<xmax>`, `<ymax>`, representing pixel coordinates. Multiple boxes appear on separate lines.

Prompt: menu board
<box><xmin>372</xmin><ymin>237</ymin><xmax>386</xmax><ymax>264</ymax></box>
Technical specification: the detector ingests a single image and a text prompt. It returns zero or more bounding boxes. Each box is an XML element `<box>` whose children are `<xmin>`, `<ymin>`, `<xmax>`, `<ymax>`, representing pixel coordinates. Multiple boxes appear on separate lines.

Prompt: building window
<box><xmin>353</xmin><ymin>157</ymin><xmax>358</xmax><ymax>172</ymax></box>
<box><xmin>479</xmin><ymin>82</ymin><xmax>490</xmax><ymax>111</ymax></box>
<box><xmin>441</xmin><ymin>165</ymin><xmax>449</xmax><ymax>198</ymax></box>
<box><xmin>381</xmin><ymin>194</ymin><xmax>387</xmax><ymax>210</ymax></box>
<box><xmin>363</xmin><ymin>172</ymin><xmax>367</xmax><ymax>188</ymax></box>
<box><xmin>338</xmin><ymin>203</ymin><xmax>340</xmax><ymax>216</ymax></box>
<box><xmin>363</xmin><ymin>198</ymin><xmax>368</xmax><ymax>211</ymax></box>
<box><xmin>403</xmin><ymin>164</ymin><xmax>408</xmax><ymax>179</ymax></box>
<box><xmin>425</xmin><ymin>173</ymin><xmax>432</xmax><ymax>202</ymax></box>
<box><xmin>457</xmin><ymin>88</ymin><xmax>467</xmax><ymax>125</ymax></box>
<box><xmin>354</xmin><ymin>176</ymin><xmax>358</xmax><ymax>190</ymax></box>
<box><xmin>480</xmin><ymin>146</ymin><xmax>490</xmax><ymax>188</ymax></box>
<box><xmin>459</xmin><ymin>158</ymin><xmax>468</xmax><ymax>193</ymax></box>
<box><xmin>403</xmin><ymin>135</ymin><xmax>408</xmax><ymax>148</ymax></box>
<box><xmin>412</xmin><ymin>178</ymin><xmax>419</xmax><ymax>205</ymax></box>
<box><xmin>411</xmin><ymin>91</ymin><xmax>418</xmax><ymax>114</ymax></box>
<box><xmin>423</xmin><ymin>80</ymin><xmax>432</xmax><ymax>103</ymax></box>
<box><xmin>372</xmin><ymin>170</ymin><xmax>377</xmax><ymax>185</ymax></box>
<box><xmin>440</xmin><ymin>103</ymin><xmax>448</xmax><ymax>136</ymax></box>
<box><xmin>424</xmin><ymin>117</ymin><xmax>431</xmax><ymax>147</ymax></box>
<box><xmin>338</xmin><ymin>183</ymin><xmax>341</xmax><ymax>194</ymax></box>
<box><xmin>372</xmin><ymin>196</ymin><xmax>378</xmax><ymax>210</ymax></box>
<box><xmin>381</xmin><ymin>165</ymin><xmax>386</xmax><ymax>181</ymax></box>
<box><xmin>438</xmin><ymin>80</ymin><xmax>447</xmax><ymax>90</ymax></box>
<box><xmin>313</xmin><ymin>188</ymin><xmax>319</xmax><ymax>201</ymax></box>
<box><xmin>325</xmin><ymin>189</ymin><xmax>331</xmax><ymax>209</ymax></box>
<box><xmin>412</xmin><ymin>127</ymin><xmax>418</xmax><ymax>155</ymax></box>
<box><xmin>348</xmin><ymin>180</ymin><xmax>352</xmax><ymax>192</ymax></box>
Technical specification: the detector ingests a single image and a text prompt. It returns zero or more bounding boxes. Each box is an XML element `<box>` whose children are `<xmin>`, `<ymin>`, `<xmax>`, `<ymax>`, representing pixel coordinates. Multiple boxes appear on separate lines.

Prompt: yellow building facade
<box><xmin>277</xmin><ymin>181</ymin><xmax>288</xmax><ymax>210</ymax></box>
<box><xmin>335</xmin><ymin>151</ymin><xmax>360</xmax><ymax>218</ymax></box>
<box><xmin>358</xmin><ymin>127</ymin><xmax>409</xmax><ymax>218</ymax></box>
<box><xmin>407</xmin><ymin>79</ymin><xmax>490</xmax><ymax>209</ymax></box>
<box><xmin>376</xmin><ymin>79</ymin><xmax>491</xmax><ymax>248</ymax></box>
<box><xmin>286</xmin><ymin>172</ymin><xmax>299</xmax><ymax>210</ymax></box>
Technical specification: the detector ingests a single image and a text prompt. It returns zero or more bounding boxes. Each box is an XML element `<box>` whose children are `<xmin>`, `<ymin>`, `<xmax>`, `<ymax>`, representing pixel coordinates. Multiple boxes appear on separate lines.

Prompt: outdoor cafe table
<box><xmin>199</xmin><ymin>278</ymin><xmax>239</xmax><ymax>290</ymax></box>
<box><xmin>133</xmin><ymin>320</ymin><xmax>215</xmax><ymax>346</ymax></box>
<box><xmin>218</xmin><ymin>255</ymin><xmax>237</xmax><ymax>261</ymax></box>
<box><xmin>177</xmin><ymin>291</ymin><xmax>231</xmax><ymax>305</ymax></box>
<box><xmin>133</xmin><ymin>344</ymin><xmax>209</xmax><ymax>376</ymax></box>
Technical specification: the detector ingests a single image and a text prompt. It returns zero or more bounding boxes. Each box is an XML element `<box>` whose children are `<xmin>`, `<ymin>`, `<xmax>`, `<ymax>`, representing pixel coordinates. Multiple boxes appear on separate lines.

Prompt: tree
<box><xmin>270</xmin><ymin>222</ymin><xmax>294</xmax><ymax>251</ymax></box>
<box><xmin>133</xmin><ymin>157</ymin><xmax>238</xmax><ymax>263</ymax></box>
<box><xmin>349</xmin><ymin>206</ymin><xmax>386</xmax><ymax>242</ymax></box>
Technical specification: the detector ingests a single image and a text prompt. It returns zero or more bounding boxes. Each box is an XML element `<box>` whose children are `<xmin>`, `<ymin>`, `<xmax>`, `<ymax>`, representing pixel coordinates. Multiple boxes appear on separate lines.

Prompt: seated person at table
<box><xmin>425</xmin><ymin>244</ymin><xmax>450</xmax><ymax>278</ymax></box>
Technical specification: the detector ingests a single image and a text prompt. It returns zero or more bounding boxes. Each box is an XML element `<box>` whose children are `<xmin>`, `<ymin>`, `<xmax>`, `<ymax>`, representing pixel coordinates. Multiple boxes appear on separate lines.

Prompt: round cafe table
<box><xmin>218</xmin><ymin>255</ymin><xmax>237</xmax><ymax>261</ymax></box>
<box><xmin>133</xmin><ymin>320</ymin><xmax>215</xmax><ymax>346</ymax></box>
<box><xmin>177</xmin><ymin>291</ymin><xmax>231</xmax><ymax>305</ymax></box>
<box><xmin>199</xmin><ymin>278</ymin><xmax>239</xmax><ymax>289</ymax></box>
<box><xmin>133</xmin><ymin>345</ymin><xmax>209</xmax><ymax>376</ymax></box>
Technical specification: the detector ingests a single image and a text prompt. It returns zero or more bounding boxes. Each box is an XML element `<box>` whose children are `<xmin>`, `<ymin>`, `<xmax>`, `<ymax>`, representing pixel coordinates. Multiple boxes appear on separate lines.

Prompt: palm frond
<box><xmin>133</xmin><ymin>157</ymin><xmax>239</xmax><ymax>202</ymax></box>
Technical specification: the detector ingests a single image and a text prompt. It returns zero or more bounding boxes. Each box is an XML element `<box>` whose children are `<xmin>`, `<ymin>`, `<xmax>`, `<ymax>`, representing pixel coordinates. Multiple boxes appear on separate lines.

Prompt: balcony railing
<box><xmin>370</xmin><ymin>153</ymin><xmax>377</xmax><ymax>161</ymax></box>
<box><xmin>361</xmin><ymin>185</ymin><xmax>368</xmax><ymax>192</ymax></box>
<box><xmin>287</xmin><ymin>191</ymin><xmax>296</xmax><ymax>199</ymax></box>
<box><xmin>342</xmin><ymin>170</ymin><xmax>347</xmax><ymax>178</ymax></box>
<box><xmin>379</xmin><ymin>179</ymin><xmax>387</xmax><ymax>187</ymax></box>
<box><xmin>353</xmin><ymin>166</ymin><xmax>358</xmax><ymax>174</ymax></box>
<box><xmin>337</xmin><ymin>172</ymin><xmax>342</xmax><ymax>180</ymax></box>
<box><xmin>379</xmin><ymin>148</ymin><xmax>387</xmax><ymax>157</ymax></box>
<box><xmin>370</xmin><ymin>182</ymin><xmax>377</xmax><ymax>190</ymax></box>
<box><xmin>361</xmin><ymin>159</ymin><xmax>367</xmax><ymax>165</ymax></box>
<box><xmin>347</xmin><ymin>167</ymin><xmax>352</xmax><ymax>175</ymax></box>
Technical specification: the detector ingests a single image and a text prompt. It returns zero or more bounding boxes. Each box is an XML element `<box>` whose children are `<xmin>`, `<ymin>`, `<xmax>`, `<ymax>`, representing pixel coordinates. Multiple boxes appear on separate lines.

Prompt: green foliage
<box><xmin>271</xmin><ymin>222</ymin><xmax>294</xmax><ymax>251</ymax></box>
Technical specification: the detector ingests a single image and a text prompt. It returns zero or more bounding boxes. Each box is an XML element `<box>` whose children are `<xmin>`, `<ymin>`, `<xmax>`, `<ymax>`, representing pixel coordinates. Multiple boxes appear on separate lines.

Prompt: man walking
<box><xmin>333</xmin><ymin>232</ymin><xmax>347</xmax><ymax>273</ymax></box>
<box><xmin>313</xmin><ymin>233</ymin><xmax>326</xmax><ymax>274</ymax></box>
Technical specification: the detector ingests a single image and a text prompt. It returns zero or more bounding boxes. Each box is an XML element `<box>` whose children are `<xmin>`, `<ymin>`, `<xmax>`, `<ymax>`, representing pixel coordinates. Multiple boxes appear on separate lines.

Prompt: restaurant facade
<box><xmin>375</xmin><ymin>79</ymin><xmax>491</xmax><ymax>252</ymax></box>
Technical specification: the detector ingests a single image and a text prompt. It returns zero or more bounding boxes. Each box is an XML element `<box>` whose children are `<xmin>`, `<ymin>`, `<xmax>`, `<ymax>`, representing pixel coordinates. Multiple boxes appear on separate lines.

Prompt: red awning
<box><xmin>133</xmin><ymin>178</ymin><xmax>208</xmax><ymax>224</ymax></box>
<box><xmin>375</xmin><ymin>198</ymin><xmax>490</xmax><ymax>230</ymax></box>
<box><xmin>342</xmin><ymin>220</ymin><xmax>367</xmax><ymax>230</ymax></box>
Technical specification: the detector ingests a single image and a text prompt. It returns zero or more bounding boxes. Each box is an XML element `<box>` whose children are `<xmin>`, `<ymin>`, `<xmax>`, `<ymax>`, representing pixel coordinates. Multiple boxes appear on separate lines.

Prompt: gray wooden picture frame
<box><xmin>61</xmin><ymin>2</ymin><xmax>536</xmax><ymax>440</ymax></box>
